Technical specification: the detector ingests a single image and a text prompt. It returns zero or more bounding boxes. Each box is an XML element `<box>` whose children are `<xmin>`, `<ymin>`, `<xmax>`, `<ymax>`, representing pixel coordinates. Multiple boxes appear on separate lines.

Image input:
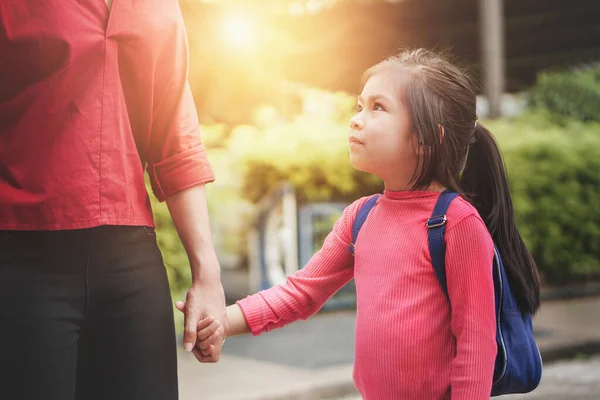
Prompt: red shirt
<box><xmin>238</xmin><ymin>191</ymin><xmax>497</xmax><ymax>400</ymax></box>
<box><xmin>0</xmin><ymin>0</ymin><xmax>214</xmax><ymax>230</ymax></box>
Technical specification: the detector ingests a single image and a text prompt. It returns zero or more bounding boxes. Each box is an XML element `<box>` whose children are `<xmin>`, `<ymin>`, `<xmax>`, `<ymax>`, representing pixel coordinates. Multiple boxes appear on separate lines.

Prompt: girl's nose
<box><xmin>350</xmin><ymin>115</ymin><xmax>364</xmax><ymax>130</ymax></box>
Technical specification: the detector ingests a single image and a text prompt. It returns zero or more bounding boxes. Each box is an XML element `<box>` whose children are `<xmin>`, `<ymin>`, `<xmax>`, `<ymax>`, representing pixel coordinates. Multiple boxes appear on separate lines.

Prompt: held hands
<box><xmin>175</xmin><ymin>279</ymin><xmax>228</xmax><ymax>363</ymax></box>
<box><xmin>175</xmin><ymin>300</ymin><xmax>225</xmax><ymax>363</ymax></box>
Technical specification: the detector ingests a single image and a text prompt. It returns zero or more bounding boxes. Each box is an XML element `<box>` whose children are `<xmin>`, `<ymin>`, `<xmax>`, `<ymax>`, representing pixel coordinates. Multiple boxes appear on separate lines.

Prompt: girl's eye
<box><xmin>356</xmin><ymin>104</ymin><xmax>363</xmax><ymax>113</ymax></box>
<box><xmin>374</xmin><ymin>103</ymin><xmax>384</xmax><ymax>111</ymax></box>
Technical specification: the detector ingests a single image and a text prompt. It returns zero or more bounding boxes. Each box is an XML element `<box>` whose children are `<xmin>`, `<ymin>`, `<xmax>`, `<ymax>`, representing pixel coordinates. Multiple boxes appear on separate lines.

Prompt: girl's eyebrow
<box><xmin>357</xmin><ymin>93</ymin><xmax>393</xmax><ymax>103</ymax></box>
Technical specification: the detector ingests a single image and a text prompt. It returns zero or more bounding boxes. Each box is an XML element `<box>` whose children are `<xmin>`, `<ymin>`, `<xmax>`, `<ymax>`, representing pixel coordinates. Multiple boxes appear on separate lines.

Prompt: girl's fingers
<box><xmin>197</xmin><ymin>319</ymin><xmax>221</xmax><ymax>341</ymax></box>
<box><xmin>196</xmin><ymin>316</ymin><xmax>216</xmax><ymax>332</ymax></box>
<box><xmin>200</xmin><ymin>344</ymin><xmax>215</xmax><ymax>356</ymax></box>
<box><xmin>197</xmin><ymin>329</ymin><xmax>223</xmax><ymax>350</ymax></box>
<box><xmin>192</xmin><ymin>345</ymin><xmax>215</xmax><ymax>362</ymax></box>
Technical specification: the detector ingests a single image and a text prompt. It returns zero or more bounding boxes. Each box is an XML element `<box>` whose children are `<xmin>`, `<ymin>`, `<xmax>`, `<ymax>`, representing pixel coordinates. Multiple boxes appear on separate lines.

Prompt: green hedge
<box><xmin>233</xmin><ymin>91</ymin><xmax>383</xmax><ymax>205</ymax></box>
<box><xmin>529</xmin><ymin>67</ymin><xmax>600</xmax><ymax>124</ymax></box>
<box><xmin>483</xmin><ymin>114</ymin><xmax>600</xmax><ymax>283</ymax></box>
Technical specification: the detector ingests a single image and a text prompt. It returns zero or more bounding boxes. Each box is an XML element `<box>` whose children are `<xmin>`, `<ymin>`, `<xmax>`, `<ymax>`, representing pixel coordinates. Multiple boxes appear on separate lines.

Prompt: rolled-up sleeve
<box><xmin>147</xmin><ymin>6</ymin><xmax>214</xmax><ymax>202</ymax></box>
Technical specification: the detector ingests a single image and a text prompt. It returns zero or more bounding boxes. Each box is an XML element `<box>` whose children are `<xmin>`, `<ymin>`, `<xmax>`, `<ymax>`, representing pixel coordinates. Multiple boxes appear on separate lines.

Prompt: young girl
<box><xmin>177</xmin><ymin>49</ymin><xmax>541</xmax><ymax>399</ymax></box>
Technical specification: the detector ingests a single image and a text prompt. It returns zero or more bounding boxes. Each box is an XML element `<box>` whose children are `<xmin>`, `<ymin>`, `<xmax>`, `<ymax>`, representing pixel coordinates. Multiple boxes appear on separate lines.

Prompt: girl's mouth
<box><xmin>349</xmin><ymin>136</ymin><xmax>364</xmax><ymax>146</ymax></box>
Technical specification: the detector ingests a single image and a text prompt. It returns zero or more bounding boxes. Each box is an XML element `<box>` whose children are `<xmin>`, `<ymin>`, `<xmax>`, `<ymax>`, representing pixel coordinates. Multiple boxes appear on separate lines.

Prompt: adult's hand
<box><xmin>175</xmin><ymin>303</ymin><xmax>226</xmax><ymax>363</ymax></box>
<box><xmin>180</xmin><ymin>274</ymin><xmax>228</xmax><ymax>362</ymax></box>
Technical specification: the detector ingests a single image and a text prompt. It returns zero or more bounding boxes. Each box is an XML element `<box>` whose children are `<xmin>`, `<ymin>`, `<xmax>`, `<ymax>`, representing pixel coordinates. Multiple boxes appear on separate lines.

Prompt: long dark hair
<box><xmin>364</xmin><ymin>49</ymin><xmax>540</xmax><ymax>314</ymax></box>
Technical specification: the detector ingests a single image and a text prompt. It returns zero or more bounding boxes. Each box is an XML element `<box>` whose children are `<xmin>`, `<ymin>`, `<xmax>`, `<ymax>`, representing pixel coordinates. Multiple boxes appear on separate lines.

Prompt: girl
<box><xmin>178</xmin><ymin>48</ymin><xmax>541</xmax><ymax>399</ymax></box>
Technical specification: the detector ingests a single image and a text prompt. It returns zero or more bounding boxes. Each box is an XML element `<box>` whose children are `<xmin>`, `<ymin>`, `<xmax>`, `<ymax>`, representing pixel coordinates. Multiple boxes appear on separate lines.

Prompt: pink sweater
<box><xmin>237</xmin><ymin>190</ymin><xmax>497</xmax><ymax>399</ymax></box>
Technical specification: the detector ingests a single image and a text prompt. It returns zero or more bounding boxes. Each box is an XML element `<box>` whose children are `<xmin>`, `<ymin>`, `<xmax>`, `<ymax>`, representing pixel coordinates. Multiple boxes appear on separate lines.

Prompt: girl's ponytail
<box><xmin>461</xmin><ymin>123</ymin><xmax>541</xmax><ymax>315</ymax></box>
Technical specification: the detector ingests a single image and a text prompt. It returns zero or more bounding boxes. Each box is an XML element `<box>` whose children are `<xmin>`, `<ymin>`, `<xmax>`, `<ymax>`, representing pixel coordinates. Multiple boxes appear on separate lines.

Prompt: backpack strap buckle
<box><xmin>426</xmin><ymin>215</ymin><xmax>447</xmax><ymax>229</ymax></box>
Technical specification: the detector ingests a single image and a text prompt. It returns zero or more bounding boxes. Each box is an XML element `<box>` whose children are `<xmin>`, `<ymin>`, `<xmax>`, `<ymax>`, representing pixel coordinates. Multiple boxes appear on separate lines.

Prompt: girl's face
<box><xmin>349</xmin><ymin>68</ymin><xmax>419</xmax><ymax>190</ymax></box>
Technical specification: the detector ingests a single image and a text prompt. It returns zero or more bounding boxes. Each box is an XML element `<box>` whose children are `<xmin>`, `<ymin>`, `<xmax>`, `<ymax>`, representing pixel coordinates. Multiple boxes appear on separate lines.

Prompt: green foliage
<box><xmin>146</xmin><ymin>180</ymin><xmax>191</xmax><ymax>301</ymax></box>
<box><xmin>233</xmin><ymin>102</ymin><xmax>600</xmax><ymax>284</ymax></box>
<box><xmin>529</xmin><ymin>67</ymin><xmax>600</xmax><ymax>124</ymax></box>
<box><xmin>484</xmin><ymin>114</ymin><xmax>600</xmax><ymax>283</ymax></box>
<box><xmin>233</xmin><ymin>89</ymin><xmax>383</xmax><ymax>205</ymax></box>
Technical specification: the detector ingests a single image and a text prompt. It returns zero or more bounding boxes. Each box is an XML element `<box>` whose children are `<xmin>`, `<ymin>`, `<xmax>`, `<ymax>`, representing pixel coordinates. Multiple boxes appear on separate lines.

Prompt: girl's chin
<box><xmin>349</xmin><ymin>157</ymin><xmax>370</xmax><ymax>174</ymax></box>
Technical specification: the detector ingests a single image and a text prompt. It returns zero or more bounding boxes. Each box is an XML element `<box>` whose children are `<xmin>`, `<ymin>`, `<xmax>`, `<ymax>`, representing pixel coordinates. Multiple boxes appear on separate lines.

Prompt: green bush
<box><xmin>147</xmin><ymin>184</ymin><xmax>191</xmax><ymax>301</ymax></box>
<box><xmin>529</xmin><ymin>67</ymin><xmax>600</xmax><ymax>124</ymax></box>
<box><xmin>233</xmin><ymin>91</ymin><xmax>383</xmax><ymax>205</ymax></box>
<box><xmin>485</xmin><ymin>114</ymin><xmax>600</xmax><ymax>284</ymax></box>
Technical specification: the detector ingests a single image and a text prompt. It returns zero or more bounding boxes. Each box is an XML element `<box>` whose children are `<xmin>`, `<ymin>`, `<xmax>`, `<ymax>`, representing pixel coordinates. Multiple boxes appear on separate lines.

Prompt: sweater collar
<box><xmin>383</xmin><ymin>190</ymin><xmax>442</xmax><ymax>200</ymax></box>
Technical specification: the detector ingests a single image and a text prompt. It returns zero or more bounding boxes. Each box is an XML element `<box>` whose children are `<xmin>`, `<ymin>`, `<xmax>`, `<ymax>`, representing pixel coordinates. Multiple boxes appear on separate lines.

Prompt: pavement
<box><xmin>176</xmin><ymin>295</ymin><xmax>600</xmax><ymax>400</ymax></box>
<box><xmin>334</xmin><ymin>356</ymin><xmax>600</xmax><ymax>400</ymax></box>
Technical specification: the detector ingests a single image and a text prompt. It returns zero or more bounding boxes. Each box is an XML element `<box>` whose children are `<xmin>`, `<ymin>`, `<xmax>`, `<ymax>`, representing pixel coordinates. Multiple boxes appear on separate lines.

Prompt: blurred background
<box><xmin>146</xmin><ymin>0</ymin><xmax>600</xmax><ymax>398</ymax></box>
<box><xmin>153</xmin><ymin>0</ymin><xmax>600</xmax><ymax>308</ymax></box>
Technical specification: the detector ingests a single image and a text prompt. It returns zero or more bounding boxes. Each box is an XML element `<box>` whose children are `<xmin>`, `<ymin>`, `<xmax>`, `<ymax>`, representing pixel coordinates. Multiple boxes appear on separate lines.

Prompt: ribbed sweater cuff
<box><xmin>236</xmin><ymin>293</ymin><xmax>276</xmax><ymax>336</ymax></box>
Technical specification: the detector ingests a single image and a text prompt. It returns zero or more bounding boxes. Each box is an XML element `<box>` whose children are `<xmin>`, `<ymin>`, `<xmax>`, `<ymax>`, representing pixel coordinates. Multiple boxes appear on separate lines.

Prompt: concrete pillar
<box><xmin>480</xmin><ymin>0</ymin><xmax>505</xmax><ymax>118</ymax></box>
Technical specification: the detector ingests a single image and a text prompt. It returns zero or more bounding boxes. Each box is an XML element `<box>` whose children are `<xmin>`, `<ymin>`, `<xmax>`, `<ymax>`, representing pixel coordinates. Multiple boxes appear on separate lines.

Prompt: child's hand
<box><xmin>194</xmin><ymin>316</ymin><xmax>224</xmax><ymax>357</ymax></box>
<box><xmin>175</xmin><ymin>301</ymin><xmax>226</xmax><ymax>363</ymax></box>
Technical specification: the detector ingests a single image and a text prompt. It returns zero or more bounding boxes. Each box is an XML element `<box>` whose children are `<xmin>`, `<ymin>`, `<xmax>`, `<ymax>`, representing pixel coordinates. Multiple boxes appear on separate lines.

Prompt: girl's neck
<box><xmin>384</xmin><ymin>180</ymin><xmax>446</xmax><ymax>193</ymax></box>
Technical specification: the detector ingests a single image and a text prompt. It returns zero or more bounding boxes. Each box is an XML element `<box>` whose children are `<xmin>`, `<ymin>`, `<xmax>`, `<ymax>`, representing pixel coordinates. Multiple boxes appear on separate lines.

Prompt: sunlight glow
<box><xmin>289</xmin><ymin>2</ymin><xmax>304</xmax><ymax>16</ymax></box>
<box><xmin>305</xmin><ymin>0</ymin><xmax>322</xmax><ymax>14</ymax></box>
<box><xmin>222</xmin><ymin>14</ymin><xmax>255</xmax><ymax>49</ymax></box>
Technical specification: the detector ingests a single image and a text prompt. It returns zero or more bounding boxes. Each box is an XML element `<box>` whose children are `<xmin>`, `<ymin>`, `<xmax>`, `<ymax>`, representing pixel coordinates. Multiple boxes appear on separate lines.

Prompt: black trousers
<box><xmin>0</xmin><ymin>226</ymin><xmax>178</xmax><ymax>400</ymax></box>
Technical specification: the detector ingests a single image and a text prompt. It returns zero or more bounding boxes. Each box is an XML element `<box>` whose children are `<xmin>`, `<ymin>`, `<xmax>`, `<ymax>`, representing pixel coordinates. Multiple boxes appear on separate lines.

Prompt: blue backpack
<box><xmin>350</xmin><ymin>191</ymin><xmax>543</xmax><ymax>396</ymax></box>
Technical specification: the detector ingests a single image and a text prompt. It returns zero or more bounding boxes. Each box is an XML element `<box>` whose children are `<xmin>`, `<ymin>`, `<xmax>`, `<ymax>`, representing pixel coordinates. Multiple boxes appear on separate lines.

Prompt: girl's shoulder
<box><xmin>344</xmin><ymin>194</ymin><xmax>381</xmax><ymax>223</ymax></box>
<box><xmin>333</xmin><ymin>194</ymin><xmax>380</xmax><ymax>244</ymax></box>
<box><xmin>339</xmin><ymin>192</ymin><xmax>487</xmax><ymax>236</ymax></box>
<box><xmin>445</xmin><ymin>195</ymin><xmax>488</xmax><ymax>234</ymax></box>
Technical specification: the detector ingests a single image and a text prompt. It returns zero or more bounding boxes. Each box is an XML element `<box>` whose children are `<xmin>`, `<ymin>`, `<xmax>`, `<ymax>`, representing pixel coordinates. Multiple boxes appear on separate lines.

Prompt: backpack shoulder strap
<box><xmin>350</xmin><ymin>194</ymin><xmax>380</xmax><ymax>255</ymax></box>
<box><xmin>427</xmin><ymin>190</ymin><xmax>459</xmax><ymax>298</ymax></box>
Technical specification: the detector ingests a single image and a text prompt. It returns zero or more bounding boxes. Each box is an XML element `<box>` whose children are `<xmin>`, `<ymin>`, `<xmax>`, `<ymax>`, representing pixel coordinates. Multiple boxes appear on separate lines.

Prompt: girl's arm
<box><xmin>181</xmin><ymin>197</ymin><xmax>368</xmax><ymax>357</ymax></box>
<box><xmin>445</xmin><ymin>215</ymin><xmax>497</xmax><ymax>400</ymax></box>
<box><xmin>184</xmin><ymin>246</ymin><xmax>353</xmax><ymax>350</ymax></box>
<box><xmin>235</xmin><ymin>198</ymin><xmax>367</xmax><ymax>336</ymax></box>
<box><xmin>189</xmin><ymin>234</ymin><xmax>354</xmax><ymax>351</ymax></box>
<box><xmin>225</xmin><ymin>303</ymin><xmax>250</xmax><ymax>336</ymax></box>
